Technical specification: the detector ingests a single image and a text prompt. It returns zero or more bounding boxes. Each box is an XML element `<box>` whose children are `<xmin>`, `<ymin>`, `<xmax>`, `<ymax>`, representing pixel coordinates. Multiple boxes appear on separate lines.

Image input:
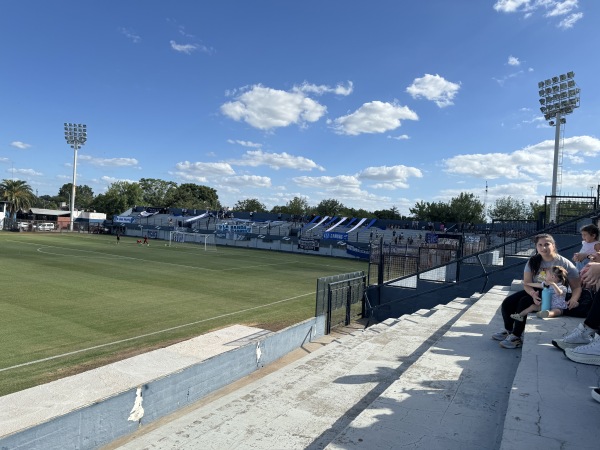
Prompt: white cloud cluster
<box><xmin>493</xmin><ymin>0</ymin><xmax>583</xmax><ymax>29</ymax></box>
<box><xmin>119</xmin><ymin>28</ymin><xmax>141</xmax><ymax>43</ymax></box>
<box><xmin>227</xmin><ymin>139</ymin><xmax>262</xmax><ymax>148</ymax></box>
<box><xmin>11</xmin><ymin>141</ymin><xmax>31</xmax><ymax>149</ymax></box>
<box><xmin>443</xmin><ymin>136</ymin><xmax>600</xmax><ymax>191</ymax></box>
<box><xmin>79</xmin><ymin>155</ymin><xmax>139</xmax><ymax>167</ymax></box>
<box><xmin>406</xmin><ymin>74</ymin><xmax>461</xmax><ymax>108</ymax></box>
<box><xmin>507</xmin><ymin>55</ymin><xmax>521</xmax><ymax>66</ymax></box>
<box><xmin>170</xmin><ymin>40</ymin><xmax>198</xmax><ymax>54</ymax></box>
<box><xmin>220</xmin><ymin>85</ymin><xmax>327</xmax><ymax>130</ymax></box>
<box><xmin>293</xmin><ymin>81</ymin><xmax>354</xmax><ymax>96</ymax></box>
<box><xmin>331</xmin><ymin>101</ymin><xmax>418</xmax><ymax>135</ymax></box>
<box><xmin>358</xmin><ymin>165</ymin><xmax>423</xmax><ymax>190</ymax></box>
<box><xmin>230</xmin><ymin>150</ymin><xmax>325</xmax><ymax>171</ymax></box>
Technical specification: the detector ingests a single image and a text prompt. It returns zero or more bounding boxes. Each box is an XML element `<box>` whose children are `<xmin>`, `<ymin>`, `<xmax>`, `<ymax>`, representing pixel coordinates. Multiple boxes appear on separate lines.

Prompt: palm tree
<box><xmin>0</xmin><ymin>179</ymin><xmax>35</xmax><ymax>218</ymax></box>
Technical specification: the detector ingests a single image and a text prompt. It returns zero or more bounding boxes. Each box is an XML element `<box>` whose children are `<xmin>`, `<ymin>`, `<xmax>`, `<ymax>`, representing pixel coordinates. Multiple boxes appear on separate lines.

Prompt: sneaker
<box><xmin>492</xmin><ymin>329</ymin><xmax>509</xmax><ymax>341</ymax></box>
<box><xmin>510</xmin><ymin>313</ymin><xmax>524</xmax><ymax>322</ymax></box>
<box><xmin>592</xmin><ymin>388</ymin><xmax>600</xmax><ymax>404</ymax></box>
<box><xmin>565</xmin><ymin>334</ymin><xmax>600</xmax><ymax>366</ymax></box>
<box><xmin>499</xmin><ymin>334</ymin><xmax>522</xmax><ymax>349</ymax></box>
<box><xmin>536</xmin><ymin>310</ymin><xmax>550</xmax><ymax>319</ymax></box>
<box><xmin>551</xmin><ymin>323</ymin><xmax>594</xmax><ymax>350</ymax></box>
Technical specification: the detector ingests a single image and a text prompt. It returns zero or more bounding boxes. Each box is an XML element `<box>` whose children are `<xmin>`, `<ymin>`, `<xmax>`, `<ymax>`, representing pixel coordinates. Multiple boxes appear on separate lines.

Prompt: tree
<box><xmin>488</xmin><ymin>196</ymin><xmax>529</xmax><ymax>221</ymax></box>
<box><xmin>529</xmin><ymin>201</ymin><xmax>545</xmax><ymax>221</ymax></box>
<box><xmin>374</xmin><ymin>206</ymin><xmax>401</xmax><ymax>220</ymax></box>
<box><xmin>234</xmin><ymin>198</ymin><xmax>267</xmax><ymax>212</ymax></box>
<box><xmin>165</xmin><ymin>183</ymin><xmax>219</xmax><ymax>210</ymax></box>
<box><xmin>449</xmin><ymin>193</ymin><xmax>485</xmax><ymax>223</ymax></box>
<box><xmin>34</xmin><ymin>195</ymin><xmax>59</xmax><ymax>210</ymax></box>
<box><xmin>316</xmin><ymin>199</ymin><xmax>344</xmax><ymax>217</ymax></box>
<box><xmin>89</xmin><ymin>181</ymin><xmax>143</xmax><ymax>218</ymax></box>
<box><xmin>286</xmin><ymin>196</ymin><xmax>310</xmax><ymax>216</ymax></box>
<box><xmin>58</xmin><ymin>183</ymin><xmax>94</xmax><ymax>210</ymax></box>
<box><xmin>0</xmin><ymin>179</ymin><xmax>35</xmax><ymax>217</ymax></box>
<box><xmin>409</xmin><ymin>192</ymin><xmax>485</xmax><ymax>223</ymax></box>
<box><xmin>139</xmin><ymin>178</ymin><xmax>177</xmax><ymax>206</ymax></box>
<box><xmin>271</xmin><ymin>196</ymin><xmax>310</xmax><ymax>216</ymax></box>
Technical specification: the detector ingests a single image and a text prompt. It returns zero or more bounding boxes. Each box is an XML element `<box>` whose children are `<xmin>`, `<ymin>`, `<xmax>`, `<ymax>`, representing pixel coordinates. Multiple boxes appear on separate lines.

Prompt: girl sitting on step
<box><xmin>510</xmin><ymin>265</ymin><xmax>568</xmax><ymax>321</ymax></box>
<box><xmin>492</xmin><ymin>234</ymin><xmax>582</xmax><ymax>349</ymax></box>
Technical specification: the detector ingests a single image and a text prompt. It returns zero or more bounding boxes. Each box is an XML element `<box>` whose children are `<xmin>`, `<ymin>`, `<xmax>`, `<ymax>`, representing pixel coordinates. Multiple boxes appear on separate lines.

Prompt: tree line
<box><xmin>1</xmin><ymin>177</ymin><xmax>550</xmax><ymax>223</ymax></box>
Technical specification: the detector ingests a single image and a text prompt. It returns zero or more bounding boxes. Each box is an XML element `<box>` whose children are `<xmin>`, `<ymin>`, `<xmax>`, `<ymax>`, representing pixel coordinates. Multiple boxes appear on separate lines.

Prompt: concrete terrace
<box><xmin>2</xmin><ymin>282</ymin><xmax>599</xmax><ymax>450</ymax></box>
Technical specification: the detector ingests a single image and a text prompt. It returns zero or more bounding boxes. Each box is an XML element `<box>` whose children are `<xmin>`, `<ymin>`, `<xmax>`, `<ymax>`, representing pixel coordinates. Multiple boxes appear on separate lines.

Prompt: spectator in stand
<box><xmin>554</xmin><ymin>262</ymin><xmax>600</xmax><ymax>366</ymax></box>
<box><xmin>573</xmin><ymin>224</ymin><xmax>600</xmax><ymax>272</ymax></box>
<box><xmin>492</xmin><ymin>234</ymin><xmax>582</xmax><ymax>349</ymax></box>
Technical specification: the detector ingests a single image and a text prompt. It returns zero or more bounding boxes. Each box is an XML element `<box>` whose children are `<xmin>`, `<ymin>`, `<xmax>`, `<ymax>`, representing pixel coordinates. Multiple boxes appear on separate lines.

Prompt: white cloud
<box><xmin>443</xmin><ymin>135</ymin><xmax>600</xmax><ymax>181</ymax></box>
<box><xmin>508</xmin><ymin>55</ymin><xmax>521</xmax><ymax>66</ymax></box>
<box><xmin>227</xmin><ymin>139</ymin><xmax>262</xmax><ymax>148</ymax></box>
<box><xmin>406</xmin><ymin>74</ymin><xmax>461</xmax><ymax>108</ymax></box>
<box><xmin>13</xmin><ymin>168</ymin><xmax>42</xmax><ymax>176</ymax></box>
<box><xmin>220</xmin><ymin>85</ymin><xmax>327</xmax><ymax>130</ymax></box>
<box><xmin>358</xmin><ymin>165</ymin><xmax>423</xmax><ymax>189</ymax></box>
<box><xmin>558</xmin><ymin>12</ymin><xmax>583</xmax><ymax>28</ymax></box>
<box><xmin>219</xmin><ymin>175</ymin><xmax>272</xmax><ymax>188</ymax></box>
<box><xmin>493</xmin><ymin>0</ymin><xmax>532</xmax><ymax>13</ymax></box>
<box><xmin>545</xmin><ymin>0</ymin><xmax>578</xmax><ymax>17</ymax></box>
<box><xmin>494</xmin><ymin>0</ymin><xmax>583</xmax><ymax>28</ymax></box>
<box><xmin>331</xmin><ymin>101</ymin><xmax>418</xmax><ymax>136</ymax></box>
<box><xmin>78</xmin><ymin>155</ymin><xmax>139</xmax><ymax>167</ymax></box>
<box><xmin>174</xmin><ymin>161</ymin><xmax>235</xmax><ymax>177</ymax></box>
<box><xmin>293</xmin><ymin>175</ymin><xmax>361</xmax><ymax>189</ymax></box>
<box><xmin>230</xmin><ymin>150</ymin><xmax>325</xmax><ymax>171</ymax></box>
<box><xmin>388</xmin><ymin>134</ymin><xmax>410</xmax><ymax>140</ymax></box>
<box><xmin>170</xmin><ymin>40</ymin><xmax>199</xmax><ymax>54</ymax></box>
<box><xmin>293</xmin><ymin>81</ymin><xmax>354</xmax><ymax>96</ymax></box>
<box><xmin>11</xmin><ymin>141</ymin><xmax>31</xmax><ymax>149</ymax></box>
<box><xmin>100</xmin><ymin>175</ymin><xmax>137</xmax><ymax>184</ymax></box>
<box><xmin>119</xmin><ymin>27</ymin><xmax>141</xmax><ymax>43</ymax></box>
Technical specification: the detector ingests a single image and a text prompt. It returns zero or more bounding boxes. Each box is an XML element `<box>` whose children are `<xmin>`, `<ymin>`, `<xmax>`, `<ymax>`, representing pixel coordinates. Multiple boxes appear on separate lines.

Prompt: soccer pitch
<box><xmin>0</xmin><ymin>232</ymin><xmax>367</xmax><ymax>396</ymax></box>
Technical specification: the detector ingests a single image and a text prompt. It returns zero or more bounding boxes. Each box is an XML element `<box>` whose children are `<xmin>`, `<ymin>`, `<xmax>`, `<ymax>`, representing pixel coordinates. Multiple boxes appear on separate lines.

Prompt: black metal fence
<box><xmin>315</xmin><ymin>271</ymin><xmax>366</xmax><ymax>334</ymax></box>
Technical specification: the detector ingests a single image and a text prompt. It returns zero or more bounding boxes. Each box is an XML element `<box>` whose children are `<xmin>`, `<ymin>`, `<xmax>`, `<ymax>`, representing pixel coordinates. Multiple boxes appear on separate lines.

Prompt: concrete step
<box><xmin>326</xmin><ymin>285</ymin><xmax>520</xmax><ymax>450</ymax></box>
<box><xmin>109</xmin><ymin>296</ymin><xmax>476</xmax><ymax>449</ymax></box>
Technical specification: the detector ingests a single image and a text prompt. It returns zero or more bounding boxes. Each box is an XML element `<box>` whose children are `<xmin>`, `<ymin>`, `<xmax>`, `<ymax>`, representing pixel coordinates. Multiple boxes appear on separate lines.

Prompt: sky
<box><xmin>1</xmin><ymin>0</ymin><xmax>599</xmax><ymax>215</ymax></box>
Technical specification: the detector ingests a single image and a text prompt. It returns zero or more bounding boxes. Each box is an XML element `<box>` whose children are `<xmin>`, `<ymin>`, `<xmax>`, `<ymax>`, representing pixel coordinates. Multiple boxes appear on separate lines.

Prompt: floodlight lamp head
<box><xmin>549</xmin><ymin>121</ymin><xmax>555</xmax><ymax>126</ymax></box>
<box><xmin>567</xmin><ymin>71</ymin><xmax>575</xmax><ymax>79</ymax></box>
<box><xmin>538</xmin><ymin>81</ymin><xmax>545</xmax><ymax>88</ymax></box>
<box><xmin>552</xmin><ymin>76</ymin><xmax>559</xmax><ymax>83</ymax></box>
<box><xmin>560</xmin><ymin>118</ymin><xmax>566</xmax><ymax>124</ymax></box>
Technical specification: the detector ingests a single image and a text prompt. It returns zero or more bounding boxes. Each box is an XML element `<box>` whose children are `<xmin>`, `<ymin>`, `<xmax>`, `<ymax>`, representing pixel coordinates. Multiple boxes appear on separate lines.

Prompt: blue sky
<box><xmin>1</xmin><ymin>0</ymin><xmax>599</xmax><ymax>214</ymax></box>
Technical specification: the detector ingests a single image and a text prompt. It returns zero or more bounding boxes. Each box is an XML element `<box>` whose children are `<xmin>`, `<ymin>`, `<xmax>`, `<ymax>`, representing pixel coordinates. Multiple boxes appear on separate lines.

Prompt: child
<box><xmin>573</xmin><ymin>224</ymin><xmax>600</xmax><ymax>272</ymax></box>
<box><xmin>510</xmin><ymin>265</ymin><xmax>568</xmax><ymax>321</ymax></box>
<box><xmin>587</xmin><ymin>246</ymin><xmax>600</xmax><ymax>262</ymax></box>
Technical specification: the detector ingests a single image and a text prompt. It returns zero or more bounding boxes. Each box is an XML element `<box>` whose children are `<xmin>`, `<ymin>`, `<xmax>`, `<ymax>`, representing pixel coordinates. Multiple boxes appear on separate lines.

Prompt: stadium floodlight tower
<box><xmin>64</xmin><ymin>123</ymin><xmax>87</xmax><ymax>231</ymax></box>
<box><xmin>537</xmin><ymin>72</ymin><xmax>580</xmax><ymax>223</ymax></box>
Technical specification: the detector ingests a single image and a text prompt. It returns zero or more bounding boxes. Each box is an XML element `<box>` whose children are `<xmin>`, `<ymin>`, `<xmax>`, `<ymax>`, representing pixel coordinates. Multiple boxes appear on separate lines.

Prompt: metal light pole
<box><xmin>64</xmin><ymin>123</ymin><xmax>87</xmax><ymax>231</ymax></box>
<box><xmin>537</xmin><ymin>72</ymin><xmax>580</xmax><ymax>223</ymax></box>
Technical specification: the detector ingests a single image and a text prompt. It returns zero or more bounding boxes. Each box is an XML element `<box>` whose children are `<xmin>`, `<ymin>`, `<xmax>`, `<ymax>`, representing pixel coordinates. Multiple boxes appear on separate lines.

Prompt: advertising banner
<box><xmin>298</xmin><ymin>238</ymin><xmax>320</xmax><ymax>251</ymax></box>
<box><xmin>114</xmin><ymin>216</ymin><xmax>136</xmax><ymax>224</ymax></box>
<box><xmin>323</xmin><ymin>232</ymin><xmax>348</xmax><ymax>241</ymax></box>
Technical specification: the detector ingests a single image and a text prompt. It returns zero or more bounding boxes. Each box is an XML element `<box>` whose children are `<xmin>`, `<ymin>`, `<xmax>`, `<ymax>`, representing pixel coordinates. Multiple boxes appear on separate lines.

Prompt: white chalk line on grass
<box><xmin>0</xmin><ymin>292</ymin><xmax>315</xmax><ymax>373</ymax></box>
<box><xmin>9</xmin><ymin>238</ymin><xmax>361</xmax><ymax>273</ymax></box>
<box><xmin>11</xmin><ymin>241</ymin><xmax>298</xmax><ymax>273</ymax></box>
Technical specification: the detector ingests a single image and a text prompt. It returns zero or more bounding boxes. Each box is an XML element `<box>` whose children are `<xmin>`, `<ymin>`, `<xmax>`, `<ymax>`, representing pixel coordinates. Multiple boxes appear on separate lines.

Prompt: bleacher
<box><xmin>3</xmin><ymin>280</ymin><xmax>598</xmax><ymax>450</ymax></box>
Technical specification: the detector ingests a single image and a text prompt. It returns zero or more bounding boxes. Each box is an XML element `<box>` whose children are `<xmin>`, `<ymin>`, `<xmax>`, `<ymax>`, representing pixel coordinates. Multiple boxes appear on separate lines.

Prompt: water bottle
<box><xmin>541</xmin><ymin>286</ymin><xmax>552</xmax><ymax>311</ymax></box>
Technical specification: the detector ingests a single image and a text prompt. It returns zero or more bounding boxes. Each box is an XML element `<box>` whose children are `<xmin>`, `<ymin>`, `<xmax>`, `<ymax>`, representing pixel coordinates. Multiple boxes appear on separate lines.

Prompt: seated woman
<box><xmin>492</xmin><ymin>233</ymin><xmax>581</xmax><ymax>349</ymax></box>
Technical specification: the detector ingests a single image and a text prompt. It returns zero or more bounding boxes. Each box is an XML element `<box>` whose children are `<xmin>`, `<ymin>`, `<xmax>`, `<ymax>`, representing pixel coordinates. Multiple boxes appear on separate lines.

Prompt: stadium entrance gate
<box><xmin>315</xmin><ymin>271</ymin><xmax>366</xmax><ymax>334</ymax></box>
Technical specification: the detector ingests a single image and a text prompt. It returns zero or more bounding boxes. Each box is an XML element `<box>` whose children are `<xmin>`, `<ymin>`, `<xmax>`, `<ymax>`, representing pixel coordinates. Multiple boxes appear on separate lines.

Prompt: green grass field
<box><xmin>0</xmin><ymin>231</ymin><xmax>367</xmax><ymax>396</ymax></box>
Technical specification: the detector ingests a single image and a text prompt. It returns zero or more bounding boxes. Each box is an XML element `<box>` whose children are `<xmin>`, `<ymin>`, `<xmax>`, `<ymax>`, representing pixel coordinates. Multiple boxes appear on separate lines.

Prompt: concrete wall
<box><xmin>0</xmin><ymin>316</ymin><xmax>326</xmax><ymax>450</ymax></box>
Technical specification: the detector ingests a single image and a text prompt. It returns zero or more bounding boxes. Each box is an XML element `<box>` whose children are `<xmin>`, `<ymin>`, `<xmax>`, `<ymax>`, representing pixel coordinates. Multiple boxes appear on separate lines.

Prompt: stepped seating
<box><xmin>3</xmin><ymin>282</ymin><xmax>599</xmax><ymax>449</ymax></box>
